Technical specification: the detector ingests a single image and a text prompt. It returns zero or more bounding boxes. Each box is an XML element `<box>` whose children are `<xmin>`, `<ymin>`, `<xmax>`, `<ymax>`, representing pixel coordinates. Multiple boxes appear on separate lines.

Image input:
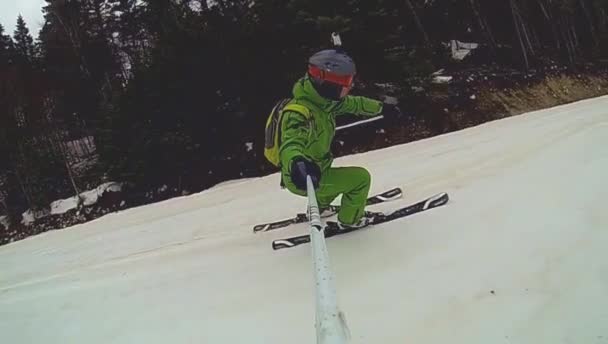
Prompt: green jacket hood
<box><xmin>291</xmin><ymin>76</ymin><xmax>335</xmax><ymax>110</ymax></box>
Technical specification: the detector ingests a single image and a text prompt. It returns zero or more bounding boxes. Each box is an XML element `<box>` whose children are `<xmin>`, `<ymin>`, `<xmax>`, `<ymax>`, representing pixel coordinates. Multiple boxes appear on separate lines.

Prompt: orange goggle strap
<box><xmin>308</xmin><ymin>65</ymin><xmax>354</xmax><ymax>88</ymax></box>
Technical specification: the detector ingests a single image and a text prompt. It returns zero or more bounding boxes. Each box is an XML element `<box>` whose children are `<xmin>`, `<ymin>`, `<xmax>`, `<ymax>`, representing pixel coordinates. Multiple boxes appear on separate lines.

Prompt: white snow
<box><xmin>433</xmin><ymin>75</ymin><xmax>453</xmax><ymax>84</ymax></box>
<box><xmin>374</xmin><ymin>83</ymin><xmax>398</xmax><ymax>91</ymax></box>
<box><xmin>0</xmin><ymin>215</ymin><xmax>8</xmax><ymax>229</ymax></box>
<box><xmin>382</xmin><ymin>95</ymin><xmax>398</xmax><ymax>105</ymax></box>
<box><xmin>20</xmin><ymin>208</ymin><xmax>50</xmax><ymax>226</ymax></box>
<box><xmin>49</xmin><ymin>198</ymin><xmax>79</xmax><ymax>216</ymax></box>
<box><xmin>431</xmin><ymin>69</ymin><xmax>445</xmax><ymax>76</ymax></box>
<box><xmin>65</xmin><ymin>136</ymin><xmax>96</xmax><ymax>160</ymax></box>
<box><xmin>1</xmin><ymin>96</ymin><xmax>608</xmax><ymax>343</ymax></box>
<box><xmin>50</xmin><ymin>182</ymin><xmax>123</xmax><ymax>215</ymax></box>
<box><xmin>450</xmin><ymin>40</ymin><xmax>479</xmax><ymax>60</ymax></box>
<box><xmin>19</xmin><ymin>210</ymin><xmax>36</xmax><ymax>226</ymax></box>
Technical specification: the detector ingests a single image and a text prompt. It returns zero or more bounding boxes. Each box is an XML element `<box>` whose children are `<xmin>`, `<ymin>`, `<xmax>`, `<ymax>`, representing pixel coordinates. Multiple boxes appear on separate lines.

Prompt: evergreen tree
<box><xmin>0</xmin><ymin>23</ymin><xmax>13</xmax><ymax>64</ymax></box>
<box><xmin>0</xmin><ymin>23</ymin><xmax>16</xmax><ymax>174</ymax></box>
<box><xmin>13</xmin><ymin>16</ymin><xmax>36</xmax><ymax>63</ymax></box>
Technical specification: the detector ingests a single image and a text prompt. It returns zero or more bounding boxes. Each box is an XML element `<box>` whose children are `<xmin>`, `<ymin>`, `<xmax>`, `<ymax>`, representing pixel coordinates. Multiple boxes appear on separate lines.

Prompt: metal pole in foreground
<box><xmin>306</xmin><ymin>176</ymin><xmax>350</xmax><ymax>344</ymax></box>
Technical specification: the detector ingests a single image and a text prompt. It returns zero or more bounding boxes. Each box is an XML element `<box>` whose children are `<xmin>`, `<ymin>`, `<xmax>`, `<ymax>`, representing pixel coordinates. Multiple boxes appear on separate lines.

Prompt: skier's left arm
<box><xmin>334</xmin><ymin>96</ymin><xmax>382</xmax><ymax>117</ymax></box>
<box><xmin>334</xmin><ymin>96</ymin><xmax>402</xmax><ymax>119</ymax></box>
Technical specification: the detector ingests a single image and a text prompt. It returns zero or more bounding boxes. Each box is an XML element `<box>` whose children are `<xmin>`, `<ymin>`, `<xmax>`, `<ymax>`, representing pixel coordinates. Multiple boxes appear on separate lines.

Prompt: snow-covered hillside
<box><xmin>1</xmin><ymin>96</ymin><xmax>607</xmax><ymax>344</ymax></box>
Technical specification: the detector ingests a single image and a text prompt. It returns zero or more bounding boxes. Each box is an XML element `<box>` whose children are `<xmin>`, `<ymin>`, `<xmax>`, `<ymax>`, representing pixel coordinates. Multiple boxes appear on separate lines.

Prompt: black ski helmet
<box><xmin>308</xmin><ymin>49</ymin><xmax>356</xmax><ymax>100</ymax></box>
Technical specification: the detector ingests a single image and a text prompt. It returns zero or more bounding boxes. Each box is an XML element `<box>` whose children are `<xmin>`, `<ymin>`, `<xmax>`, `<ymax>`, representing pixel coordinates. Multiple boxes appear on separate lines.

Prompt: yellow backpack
<box><xmin>264</xmin><ymin>98</ymin><xmax>311</xmax><ymax>167</ymax></box>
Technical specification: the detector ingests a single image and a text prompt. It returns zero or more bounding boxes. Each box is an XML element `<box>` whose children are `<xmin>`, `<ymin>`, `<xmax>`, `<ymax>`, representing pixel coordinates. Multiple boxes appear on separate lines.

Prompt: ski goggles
<box><xmin>308</xmin><ymin>65</ymin><xmax>355</xmax><ymax>88</ymax></box>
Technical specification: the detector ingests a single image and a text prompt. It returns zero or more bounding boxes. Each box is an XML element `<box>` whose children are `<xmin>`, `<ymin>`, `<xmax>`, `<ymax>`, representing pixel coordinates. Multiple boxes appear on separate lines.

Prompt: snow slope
<box><xmin>1</xmin><ymin>96</ymin><xmax>608</xmax><ymax>344</ymax></box>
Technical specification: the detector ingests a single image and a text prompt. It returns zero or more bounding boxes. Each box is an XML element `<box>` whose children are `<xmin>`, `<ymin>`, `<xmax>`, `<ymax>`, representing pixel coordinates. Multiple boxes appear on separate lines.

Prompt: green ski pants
<box><xmin>283</xmin><ymin>166</ymin><xmax>371</xmax><ymax>225</ymax></box>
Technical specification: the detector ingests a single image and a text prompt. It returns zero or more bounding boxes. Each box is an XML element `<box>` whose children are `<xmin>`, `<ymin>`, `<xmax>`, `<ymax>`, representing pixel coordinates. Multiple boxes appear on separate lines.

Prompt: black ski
<box><xmin>272</xmin><ymin>192</ymin><xmax>449</xmax><ymax>250</ymax></box>
<box><xmin>253</xmin><ymin>187</ymin><xmax>403</xmax><ymax>233</ymax></box>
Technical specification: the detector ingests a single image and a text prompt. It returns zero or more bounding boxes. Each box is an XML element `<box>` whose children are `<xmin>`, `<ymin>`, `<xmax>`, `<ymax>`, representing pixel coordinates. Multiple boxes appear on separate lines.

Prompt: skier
<box><xmin>265</xmin><ymin>48</ymin><xmax>402</xmax><ymax>229</ymax></box>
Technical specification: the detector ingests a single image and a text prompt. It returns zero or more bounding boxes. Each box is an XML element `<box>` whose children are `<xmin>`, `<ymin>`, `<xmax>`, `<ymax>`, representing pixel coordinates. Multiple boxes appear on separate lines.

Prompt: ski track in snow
<box><xmin>1</xmin><ymin>96</ymin><xmax>608</xmax><ymax>343</ymax></box>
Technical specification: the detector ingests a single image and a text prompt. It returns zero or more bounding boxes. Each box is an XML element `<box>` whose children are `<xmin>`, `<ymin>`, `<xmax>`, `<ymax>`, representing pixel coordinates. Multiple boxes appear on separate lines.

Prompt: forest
<box><xmin>1</xmin><ymin>0</ymin><xmax>608</xmax><ymax>233</ymax></box>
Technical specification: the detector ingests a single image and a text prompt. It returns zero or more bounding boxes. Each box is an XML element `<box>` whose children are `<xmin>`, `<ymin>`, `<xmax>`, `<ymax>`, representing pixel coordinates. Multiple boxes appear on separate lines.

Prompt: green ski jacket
<box><xmin>279</xmin><ymin>76</ymin><xmax>383</xmax><ymax>174</ymax></box>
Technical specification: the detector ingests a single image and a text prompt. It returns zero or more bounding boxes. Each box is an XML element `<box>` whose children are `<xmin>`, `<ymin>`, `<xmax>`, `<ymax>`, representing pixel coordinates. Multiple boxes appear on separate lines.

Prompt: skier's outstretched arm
<box><xmin>334</xmin><ymin>96</ymin><xmax>383</xmax><ymax>117</ymax></box>
<box><xmin>335</xmin><ymin>96</ymin><xmax>403</xmax><ymax>120</ymax></box>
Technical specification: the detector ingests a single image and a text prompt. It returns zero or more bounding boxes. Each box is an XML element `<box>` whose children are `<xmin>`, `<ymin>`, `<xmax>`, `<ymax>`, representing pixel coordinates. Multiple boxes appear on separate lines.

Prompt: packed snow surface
<box><xmin>1</xmin><ymin>96</ymin><xmax>608</xmax><ymax>343</ymax></box>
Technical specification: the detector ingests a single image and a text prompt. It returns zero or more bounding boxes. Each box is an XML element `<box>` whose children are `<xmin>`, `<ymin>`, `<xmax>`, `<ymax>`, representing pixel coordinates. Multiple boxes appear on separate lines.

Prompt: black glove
<box><xmin>290</xmin><ymin>157</ymin><xmax>321</xmax><ymax>191</ymax></box>
<box><xmin>380</xmin><ymin>103</ymin><xmax>402</xmax><ymax>120</ymax></box>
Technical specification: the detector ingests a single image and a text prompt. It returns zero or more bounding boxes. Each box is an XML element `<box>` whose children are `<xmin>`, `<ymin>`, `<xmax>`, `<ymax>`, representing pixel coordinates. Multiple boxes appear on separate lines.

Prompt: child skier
<box><xmin>265</xmin><ymin>48</ymin><xmax>401</xmax><ymax>229</ymax></box>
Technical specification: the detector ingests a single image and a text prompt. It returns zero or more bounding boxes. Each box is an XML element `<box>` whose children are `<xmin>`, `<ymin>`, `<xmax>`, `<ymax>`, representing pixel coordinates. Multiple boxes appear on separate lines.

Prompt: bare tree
<box><xmin>403</xmin><ymin>0</ymin><xmax>432</xmax><ymax>50</ymax></box>
<box><xmin>511</xmin><ymin>0</ymin><xmax>531</xmax><ymax>69</ymax></box>
<box><xmin>557</xmin><ymin>14</ymin><xmax>577</xmax><ymax>64</ymax></box>
<box><xmin>469</xmin><ymin>0</ymin><xmax>497</xmax><ymax>54</ymax></box>
<box><xmin>537</xmin><ymin>0</ymin><xmax>562</xmax><ymax>49</ymax></box>
<box><xmin>578</xmin><ymin>0</ymin><xmax>598</xmax><ymax>47</ymax></box>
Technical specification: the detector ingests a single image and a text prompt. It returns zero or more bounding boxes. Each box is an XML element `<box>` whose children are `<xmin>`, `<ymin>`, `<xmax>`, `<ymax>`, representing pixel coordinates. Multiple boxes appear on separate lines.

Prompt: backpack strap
<box><xmin>276</xmin><ymin>102</ymin><xmax>312</xmax><ymax>151</ymax></box>
<box><xmin>282</xmin><ymin>103</ymin><xmax>312</xmax><ymax>120</ymax></box>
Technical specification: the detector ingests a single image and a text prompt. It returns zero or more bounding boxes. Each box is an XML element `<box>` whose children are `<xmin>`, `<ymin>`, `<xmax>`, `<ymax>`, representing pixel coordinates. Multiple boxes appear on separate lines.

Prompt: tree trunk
<box><xmin>537</xmin><ymin>0</ymin><xmax>561</xmax><ymax>50</ymax></box>
<box><xmin>530</xmin><ymin>26</ymin><xmax>541</xmax><ymax>51</ymax></box>
<box><xmin>559</xmin><ymin>16</ymin><xmax>576</xmax><ymax>64</ymax></box>
<box><xmin>47</xmin><ymin>114</ymin><xmax>84</xmax><ymax>207</ymax></box>
<box><xmin>578</xmin><ymin>0</ymin><xmax>597</xmax><ymax>47</ymax></box>
<box><xmin>513</xmin><ymin>2</ymin><xmax>535</xmax><ymax>56</ymax></box>
<box><xmin>511</xmin><ymin>0</ymin><xmax>529</xmax><ymax>70</ymax></box>
<box><xmin>598</xmin><ymin>8</ymin><xmax>607</xmax><ymax>33</ymax></box>
<box><xmin>403</xmin><ymin>0</ymin><xmax>432</xmax><ymax>50</ymax></box>
<box><xmin>15</xmin><ymin>143</ymin><xmax>32</xmax><ymax>209</ymax></box>
<box><xmin>469</xmin><ymin>0</ymin><xmax>497</xmax><ymax>54</ymax></box>
<box><xmin>50</xmin><ymin>10</ymin><xmax>92</xmax><ymax>78</ymax></box>
<box><xmin>93</xmin><ymin>1</ymin><xmax>119</xmax><ymax>99</ymax></box>
<box><xmin>520</xmin><ymin>20</ymin><xmax>535</xmax><ymax>56</ymax></box>
<box><xmin>571</xmin><ymin>24</ymin><xmax>579</xmax><ymax>49</ymax></box>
